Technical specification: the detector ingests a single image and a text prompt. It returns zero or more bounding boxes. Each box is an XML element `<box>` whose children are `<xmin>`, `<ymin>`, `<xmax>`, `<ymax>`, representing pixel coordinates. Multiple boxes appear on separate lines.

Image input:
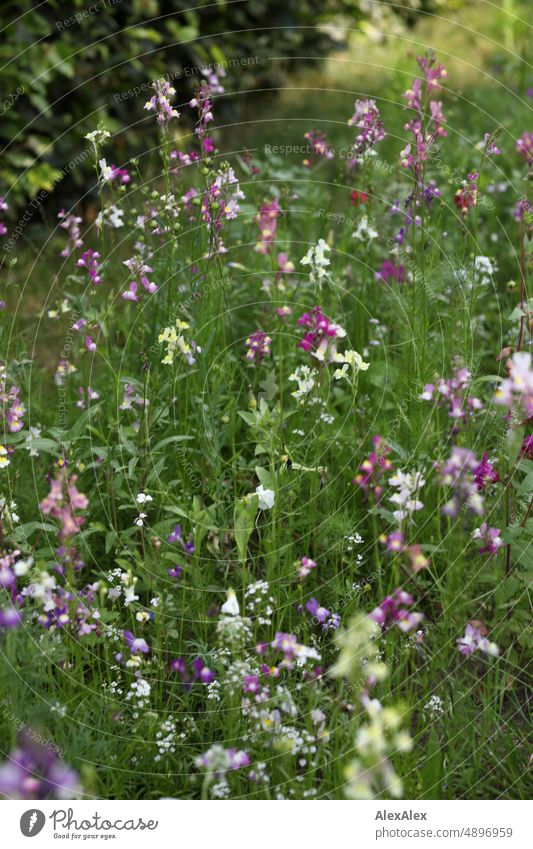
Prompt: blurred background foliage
<box><xmin>1</xmin><ymin>0</ymin><xmax>448</xmax><ymax>209</ymax></box>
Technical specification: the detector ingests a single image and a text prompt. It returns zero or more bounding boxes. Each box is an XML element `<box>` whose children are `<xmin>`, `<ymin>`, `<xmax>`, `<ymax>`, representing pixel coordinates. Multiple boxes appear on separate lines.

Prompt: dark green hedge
<box><xmin>0</xmin><ymin>0</ymin><xmax>433</xmax><ymax>210</ymax></box>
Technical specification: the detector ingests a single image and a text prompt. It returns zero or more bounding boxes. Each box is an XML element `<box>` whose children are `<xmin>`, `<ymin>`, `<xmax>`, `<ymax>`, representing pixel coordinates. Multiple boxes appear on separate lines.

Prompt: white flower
<box><xmin>256</xmin><ymin>484</ymin><xmax>275</xmax><ymax>510</ymax></box>
<box><xmin>85</xmin><ymin>129</ymin><xmax>111</xmax><ymax>146</ymax></box>
<box><xmin>0</xmin><ymin>446</ymin><xmax>10</xmax><ymax>469</ymax></box>
<box><xmin>300</xmin><ymin>239</ymin><xmax>331</xmax><ymax>286</ymax></box>
<box><xmin>134</xmin><ymin>512</ymin><xmax>147</xmax><ymax>527</ymax></box>
<box><xmin>221</xmin><ymin>589</ymin><xmax>240</xmax><ymax>617</ymax></box>
<box><xmin>136</xmin><ymin>492</ymin><xmax>153</xmax><ymax>504</ymax></box>
<box><xmin>333</xmin><ymin>350</ymin><xmax>370</xmax><ymax>380</ymax></box>
<box><xmin>99</xmin><ymin>158</ymin><xmax>114</xmax><ymax>183</ymax></box>
<box><xmin>353</xmin><ymin>215</ymin><xmax>379</xmax><ymax>242</ymax></box>
<box><xmin>124</xmin><ymin>585</ymin><xmax>139</xmax><ymax>606</ymax></box>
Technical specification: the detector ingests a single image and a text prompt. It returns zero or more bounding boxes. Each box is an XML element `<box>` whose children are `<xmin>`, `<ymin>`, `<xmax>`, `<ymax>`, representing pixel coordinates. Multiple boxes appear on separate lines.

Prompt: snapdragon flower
<box><xmin>298</xmin><ymin>556</ymin><xmax>316</xmax><ymax>577</ymax></box>
<box><xmin>256</xmin><ymin>484</ymin><xmax>275</xmax><ymax>510</ymax></box>
<box><xmin>472</xmin><ymin>523</ymin><xmax>504</xmax><ymax>557</ymax></box>
<box><xmin>300</xmin><ymin>239</ymin><xmax>331</xmax><ymax>287</ymax></box>
<box><xmin>57</xmin><ymin>209</ymin><xmax>83</xmax><ymax>257</ymax></box>
<box><xmin>144</xmin><ymin>79</ymin><xmax>179</xmax><ymax>127</ymax></box>
<box><xmin>123</xmin><ymin>630</ymin><xmax>149</xmax><ymax>654</ymax></box>
<box><xmin>457</xmin><ymin>623</ymin><xmax>499</xmax><ymax>657</ymax></box>
<box><xmin>352</xmin><ymin>435</ymin><xmax>394</xmax><ymax>501</ymax></box>
<box><xmin>77</xmin><ymin>249</ymin><xmax>103</xmax><ymax>286</ymax></box>
<box><xmin>388</xmin><ymin>469</ymin><xmax>425</xmax><ymax>523</ymax></box>
<box><xmin>297</xmin><ymin>306</ymin><xmax>346</xmax><ymax>362</ymax></box>
<box><xmin>303</xmin><ymin>129</ymin><xmax>334</xmax><ymax>167</ymax></box>
<box><xmin>158</xmin><ymin>320</ymin><xmax>199</xmax><ymax>366</ymax></box>
<box><xmin>333</xmin><ymin>349</ymin><xmax>369</xmax><ymax>381</ymax></box>
<box><xmin>370</xmin><ymin>588</ymin><xmax>424</xmax><ymax>634</ymax></box>
<box><xmin>494</xmin><ymin>351</ymin><xmax>533</xmax><ymax>420</ymax></box>
<box><xmin>254</xmin><ymin>199</ymin><xmax>281</xmax><ymax>254</ymax></box>
<box><xmin>40</xmin><ymin>469</ymin><xmax>88</xmax><ymax>539</ymax></box>
<box><xmin>420</xmin><ymin>361</ymin><xmax>483</xmax><ymax>430</ymax></box>
<box><xmin>436</xmin><ymin>447</ymin><xmax>484</xmax><ymax>516</ymax></box>
<box><xmin>245</xmin><ymin>330</ymin><xmax>272</xmax><ymax>363</ymax></box>
<box><xmin>347</xmin><ymin>99</ymin><xmax>386</xmax><ymax>167</ymax></box>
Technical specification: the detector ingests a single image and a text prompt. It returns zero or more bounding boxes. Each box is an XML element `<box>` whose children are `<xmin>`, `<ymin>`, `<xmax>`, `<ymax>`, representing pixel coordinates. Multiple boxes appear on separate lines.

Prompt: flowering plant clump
<box><xmin>0</xmin><ymin>40</ymin><xmax>528</xmax><ymax>803</ymax></box>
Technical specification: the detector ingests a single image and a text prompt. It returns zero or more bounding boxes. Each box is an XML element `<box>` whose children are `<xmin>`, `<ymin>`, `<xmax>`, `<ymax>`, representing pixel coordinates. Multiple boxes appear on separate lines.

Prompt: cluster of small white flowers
<box><xmin>125</xmin><ymin>678</ymin><xmax>151</xmax><ymax>716</ymax></box>
<box><xmin>211</xmin><ymin>781</ymin><xmax>231</xmax><ymax>799</ymax></box>
<box><xmin>216</xmin><ymin>615</ymin><xmax>252</xmax><ymax>653</ymax></box>
<box><xmin>246</xmin><ymin>580</ymin><xmax>275</xmax><ymax>625</ymax></box>
<box><xmin>423</xmin><ymin>694</ymin><xmax>445</xmax><ymax>718</ymax></box>
<box><xmin>154</xmin><ymin>717</ymin><xmax>177</xmax><ymax>761</ymax></box>
<box><xmin>206</xmin><ymin>679</ymin><xmax>222</xmax><ymax>702</ymax></box>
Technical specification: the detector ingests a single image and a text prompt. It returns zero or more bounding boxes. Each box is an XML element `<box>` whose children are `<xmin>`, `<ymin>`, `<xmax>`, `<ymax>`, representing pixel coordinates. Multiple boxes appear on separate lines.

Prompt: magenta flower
<box><xmin>58</xmin><ymin>209</ymin><xmax>83</xmax><ymax>257</ymax></box>
<box><xmin>144</xmin><ymin>78</ymin><xmax>179</xmax><ymax>128</ymax></box>
<box><xmin>303</xmin><ymin>129</ymin><xmax>334</xmax><ymax>167</ymax></box>
<box><xmin>254</xmin><ymin>199</ymin><xmax>281</xmax><ymax>254</ymax></box>
<box><xmin>516</xmin><ymin>131</ymin><xmax>533</xmax><ymax>165</ymax></box>
<box><xmin>298</xmin><ymin>556</ymin><xmax>317</xmax><ymax>577</ymax></box>
<box><xmin>352</xmin><ymin>435</ymin><xmax>394</xmax><ymax>501</ymax></box>
<box><xmin>375</xmin><ymin>259</ymin><xmax>405</xmax><ymax>284</ymax></box>
<box><xmin>245</xmin><ymin>330</ymin><xmax>272</xmax><ymax>362</ymax></box>
<box><xmin>370</xmin><ymin>588</ymin><xmax>424</xmax><ymax>633</ymax></box>
<box><xmin>457</xmin><ymin>623</ymin><xmax>499</xmax><ymax>657</ymax></box>
<box><xmin>297</xmin><ymin>306</ymin><xmax>346</xmax><ymax>363</ymax></box>
<box><xmin>77</xmin><ymin>249</ymin><xmax>103</xmax><ymax>286</ymax></box>
<box><xmin>472</xmin><ymin>523</ymin><xmax>504</xmax><ymax>557</ymax></box>
<box><xmin>40</xmin><ymin>469</ymin><xmax>88</xmax><ymax>539</ymax></box>
<box><xmin>473</xmin><ymin>454</ymin><xmax>499</xmax><ymax>490</ymax></box>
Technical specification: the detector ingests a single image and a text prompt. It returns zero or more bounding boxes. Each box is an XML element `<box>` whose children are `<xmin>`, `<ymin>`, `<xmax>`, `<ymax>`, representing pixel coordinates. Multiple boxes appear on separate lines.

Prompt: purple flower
<box><xmin>245</xmin><ymin>330</ymin><xmax>272</xmax><ymax>362</ymax></box>
<box><xmin>457</xmin><ymin>623</ymin><xmax>499</xmax><ymax>657</ymax></box>
<box><xmin>192</xmin><ymin>656</ymin><xmax>215</xmax><ymax>684</ymax></box>
<box><xmin>144</xmin><ymin>79</ymin><xmax>179</xmax><ymax>127</ymax></box>
<box><xmin>472</xmin><ymin>523</ymin><xmax>504</xmax><ymax>557</ymax></box>
<box><xmin>123</xmin><ymin>630</ymin><xmax>149</xmax><ymax>654</ymax></box>
<box><xmin>0</xmin><ymin>734</ymin><xmax>81</xmax><ymax>799</ymax></box>
<box><xmin>370</xmin><ymin>588</ymin><xmax>424</xmax><ymax>633</ymax></box>
<box><xmin>168</xmin><ymin>524</ymin><xmax>195</xmax><ymax>554</ymax></box>
<box><xmin>243</xmin><ymin>674</ymin><xmax>261</xmax><ymax>694</ymax></box>
<box><xmin>305</xmin><ymin>598</ymin><xmax>340</xmax><ymax>631</ymax></box>
<box><xmin>77</xmin><ymin>249</ymin><xmax>103</xmax><ymax>286</ymax></box>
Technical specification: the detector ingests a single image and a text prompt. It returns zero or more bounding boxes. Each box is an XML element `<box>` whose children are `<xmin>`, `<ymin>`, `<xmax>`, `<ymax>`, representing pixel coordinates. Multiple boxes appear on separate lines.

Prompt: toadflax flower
<box><xmin>300</xmin><ymin>239</ymin><xmax>331</xmax><ymax>287</ymax></box>
<box><xmin>494</xmin><ymin>351</ymin><xmax>533</xmax><ymax>420</ymax></box>
<box><xmin>256</xmin><ymin>484</ymin><xmax>275</xmax><ymax>510</ymax></box>
<box><xmin>123</xmin><ymin>630</ymin><xmax>150</xmax><ymax>654</ymax></box>
<box><xmin>245</xmin><ymin>330</ymin><xmax>272</xmax><ymax>363</ymax></box>
<box><xmin>388</xmin><ymin>469</ymin><xmax>425</xmax><ymax>523</ymax></box>
<box><xmin>457</xmin><ymin>622</ymin><xmax>499</xmax><ymax>657</ymax></box>
<box><xmin>144</xmin><ymin>78</ymin><xmax>180</xmax><ymax>127</ymax></box>
<box><xmin>333</xmin><ymin>349</ymin><xmax>369</xmax><ymax>380</ymax></box>
<box><xmin>472</xmin><ymin>523</ymin><xmax>503</xmax><ymax>557</ymax></box>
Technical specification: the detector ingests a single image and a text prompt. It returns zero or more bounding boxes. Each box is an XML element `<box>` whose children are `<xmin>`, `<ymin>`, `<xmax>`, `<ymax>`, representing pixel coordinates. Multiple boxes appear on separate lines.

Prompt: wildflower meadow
<box><xmin>0</xmin><ymin>0</ymin><xmax>531</xmax><ymax>810</ymax></box>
